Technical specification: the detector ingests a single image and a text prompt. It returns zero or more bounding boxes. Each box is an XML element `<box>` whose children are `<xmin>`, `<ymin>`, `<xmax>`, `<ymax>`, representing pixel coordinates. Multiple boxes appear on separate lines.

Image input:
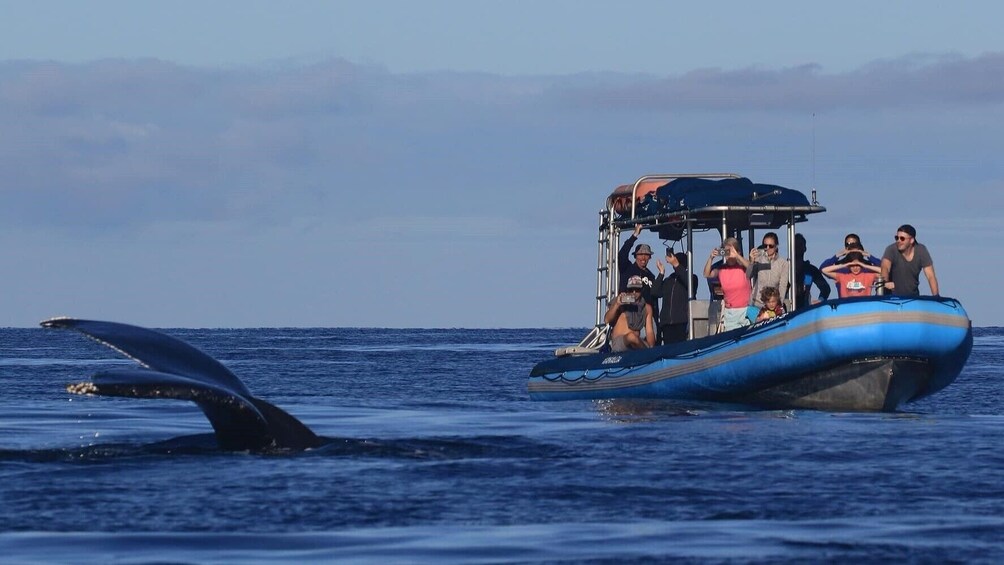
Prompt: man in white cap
<box><xmin>605</xmin><ymin>275</ymin><xmax>656</xmax><ymax>352</ymax></box>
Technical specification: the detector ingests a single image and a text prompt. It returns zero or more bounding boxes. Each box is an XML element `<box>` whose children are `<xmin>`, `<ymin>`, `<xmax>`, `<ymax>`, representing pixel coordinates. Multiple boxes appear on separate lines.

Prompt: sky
<box><xmin>2</xmin><ymin>1</ymin><xmax>1003</xmax><ymax>328</ymax></box>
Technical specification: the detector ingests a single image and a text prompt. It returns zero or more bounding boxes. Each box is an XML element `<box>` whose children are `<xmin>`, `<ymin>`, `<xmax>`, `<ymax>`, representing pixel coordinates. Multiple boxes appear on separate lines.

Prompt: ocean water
<box><xmin>1</xmin><ymin>326</ymin><xmax>1002</xmax><ymax>564</ymax></box>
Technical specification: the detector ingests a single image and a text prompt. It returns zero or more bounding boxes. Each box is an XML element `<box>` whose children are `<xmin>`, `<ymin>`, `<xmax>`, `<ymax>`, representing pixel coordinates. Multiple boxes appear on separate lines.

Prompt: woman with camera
<box><xmin>747</xmin><ymin>232</ymin><xmax>789</xmax><ymax>310</ymax></box>
<box><xmin>704</xmin><ymin>237</ymin><xmax>752</xmax><ymax>331</ymax></box>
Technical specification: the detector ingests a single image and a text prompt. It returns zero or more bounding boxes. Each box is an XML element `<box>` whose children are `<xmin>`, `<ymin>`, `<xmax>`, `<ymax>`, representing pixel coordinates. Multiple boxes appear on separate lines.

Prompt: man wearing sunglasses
<box><xmin>605</xmin><ymin>275</ymin><xmax>656</xmax><ymax>352</ymax></box>
<box><xmin>880</xmin><ymin>224</ymin><xmax>939</xmax><ymax>296</ymax></box>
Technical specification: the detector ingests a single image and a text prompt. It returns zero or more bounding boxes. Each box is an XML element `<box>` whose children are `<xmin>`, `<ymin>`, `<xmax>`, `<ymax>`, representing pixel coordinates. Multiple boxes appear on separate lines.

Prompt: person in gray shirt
<box><xmin>747</xmin><ymin>231</ymin><xmax>789</xmax><ymax>308</ymax></box>
<box><xmin>880</xmin><ymin>224</ymin><xmax>939</xmax><ymax>296</ymax></box>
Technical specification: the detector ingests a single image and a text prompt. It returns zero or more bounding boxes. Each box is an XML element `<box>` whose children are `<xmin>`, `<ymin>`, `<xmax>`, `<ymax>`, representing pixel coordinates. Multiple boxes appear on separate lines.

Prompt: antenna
<box><xmin>811</xmin><ymin>112</ymin><xmax>817</xmax><ymax>204</ymax></box>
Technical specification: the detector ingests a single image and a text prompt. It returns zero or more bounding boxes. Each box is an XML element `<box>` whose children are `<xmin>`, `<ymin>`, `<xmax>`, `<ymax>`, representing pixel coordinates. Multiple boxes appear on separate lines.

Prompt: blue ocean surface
<box><xmin>1</xmin><ymin>326</ymin><xmax>1002</xmax><ymax>563</ymax></box>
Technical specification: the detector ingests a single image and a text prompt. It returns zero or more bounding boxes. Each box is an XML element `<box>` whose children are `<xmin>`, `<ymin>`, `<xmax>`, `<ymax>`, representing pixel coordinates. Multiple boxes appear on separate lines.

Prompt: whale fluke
<box><xmin>42</xmin><ymin>317</ymin><xmax>322</xmax><ymax>452</ymax></box>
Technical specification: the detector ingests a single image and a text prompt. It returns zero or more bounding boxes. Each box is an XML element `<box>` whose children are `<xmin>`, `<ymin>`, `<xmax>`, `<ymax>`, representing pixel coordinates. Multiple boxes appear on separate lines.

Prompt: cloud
<box><xmin>554</xmin><ymin>52</ymin><xmax>1004</xmax><ymax>111</ymax></box>
<box><xmin>1</xmin><ymin>53</ymin><xmax>1002</xmax><ymax>233</ymax></box>
<box><xmin>1</xmin><ymin>53</ymin><xmax>1003</xmax><ymax>327</ymax></box>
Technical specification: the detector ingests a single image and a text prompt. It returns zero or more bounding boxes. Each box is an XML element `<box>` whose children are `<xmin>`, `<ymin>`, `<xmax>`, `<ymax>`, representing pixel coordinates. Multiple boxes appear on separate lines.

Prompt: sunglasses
<box><xmin>763</xmin><ymin>243</ymin><xmax>776</xmax><ymax>249</ymax></box>
<box><xmin>895</xmin><ymin>235</ymin><xmax>911</xmax><ymax>241</ymax></box>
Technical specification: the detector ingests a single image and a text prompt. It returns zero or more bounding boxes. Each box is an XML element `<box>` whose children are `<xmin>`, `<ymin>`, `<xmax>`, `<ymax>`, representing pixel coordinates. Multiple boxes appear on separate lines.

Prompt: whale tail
<box><xmin>43</xmin><ymin>317</ymin><xmax>322</xmax><ymax>452</ymax></box>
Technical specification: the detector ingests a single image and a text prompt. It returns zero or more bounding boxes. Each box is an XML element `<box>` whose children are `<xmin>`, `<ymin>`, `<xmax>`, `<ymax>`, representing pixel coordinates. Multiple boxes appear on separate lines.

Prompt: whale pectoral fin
<box><xmin>71</xmin><ymin>369</ymin><xmax>281</xmax><ymax>452</ymax></box>
<box><xmin>42</xmin><ymin>317</ymin><xmax>252</xmax><ymax>397</ymax></box>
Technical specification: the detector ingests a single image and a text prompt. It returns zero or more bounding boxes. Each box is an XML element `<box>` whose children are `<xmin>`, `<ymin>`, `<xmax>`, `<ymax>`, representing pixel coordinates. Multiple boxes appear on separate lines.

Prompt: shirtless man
<box><xmin>605</xmin><ymin>275</ymin><xmax>656</xmax><ymax>352</ymax></box>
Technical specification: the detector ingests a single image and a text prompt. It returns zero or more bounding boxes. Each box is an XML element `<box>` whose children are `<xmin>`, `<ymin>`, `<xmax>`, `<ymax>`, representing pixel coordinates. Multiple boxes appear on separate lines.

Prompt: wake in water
<box><xmin>0</xmin><ymin>433</ymin><xmax>566</xmax><ymax>462</ymax></box>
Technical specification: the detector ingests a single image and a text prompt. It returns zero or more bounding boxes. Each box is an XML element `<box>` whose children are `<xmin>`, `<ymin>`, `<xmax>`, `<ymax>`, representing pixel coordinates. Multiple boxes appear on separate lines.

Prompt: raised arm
<box><xmin>651</xmin><ymin>258</ymin><xmax>666</xmax><ymax>294</ymax></box>
<box><xmin>858</xmin><ymin>261</ymin><xmax>882</xmax><ymax>274</ymax></box>
<box><xmin>727</xmin><ymin>246</ymin><xmax>750</xmax><ymax>270</ymax></box>
<box><xmin>861</xmin><ymin>249</ymin><xmax>881</xmax><ymax>266</ymax></box>
<box><xmin>820</xmin><ymin>262</ymin><xmax>842</xmax><ymax>280</ymax></box>
<box><xmin>650</xmin><ymin>272</ymin><xmax>665</xmax><ymax>294</ymax></box>
<box><xmin>604</xmin><ymin>297</ymin><xmax>623</xmax><ymax>325</ymax></box>
<box><xmin>703</xmin><ymin>248</ymin><xmax>719</xmax><ymax>278</ymax></box>
<box><xmin>818</xmin><ymin>251</ymin><xmax>844</xmax><ymax>271</ymax></box>
<box><xmin>822</xmin><ymin>260</ymin><xmax>880</xmax><ymax>279</ymax></box>
<box><xmin>619</xmin><ymin>224</ymin><xmax>642</xmax><ymax>264</ymax></box>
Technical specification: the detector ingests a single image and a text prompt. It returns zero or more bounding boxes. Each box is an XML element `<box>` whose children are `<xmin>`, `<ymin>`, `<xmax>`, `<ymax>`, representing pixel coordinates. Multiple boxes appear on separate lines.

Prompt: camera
<box><xmin>619</xmin><ymin>293</ymin><xmax>638</xmax><ymax>304</ymax></box>
<box><xmin>716</xmin><ymin>247</ymin><xmax>729</xmax><ymax>257</ymax></box>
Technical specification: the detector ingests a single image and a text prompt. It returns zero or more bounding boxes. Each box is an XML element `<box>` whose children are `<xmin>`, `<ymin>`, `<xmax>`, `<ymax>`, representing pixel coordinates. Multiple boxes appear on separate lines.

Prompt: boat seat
<box><xmin>555</xmin><ymin>345</ymin><xmax>603</xmax><ymax>357</ymax></box>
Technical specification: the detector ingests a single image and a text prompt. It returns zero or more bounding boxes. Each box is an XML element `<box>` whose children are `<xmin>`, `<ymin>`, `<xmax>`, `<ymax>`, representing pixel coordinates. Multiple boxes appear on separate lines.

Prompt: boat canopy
<box><xmin>659</xmin><ymin>177</ymin><xmax>810</xmax><ymax>210</ymax></box>
<box><xmin>615</xmin><ymin>176</ymin><xmax>823</xmax><ymax>233</ymax></box>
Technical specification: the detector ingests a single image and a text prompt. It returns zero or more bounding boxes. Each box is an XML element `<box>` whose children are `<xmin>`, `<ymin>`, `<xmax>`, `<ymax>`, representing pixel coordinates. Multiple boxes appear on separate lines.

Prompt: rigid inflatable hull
<box><xmin>528</xmin><ymin>296</ymin><xmax>972</xmax><ymax>411</ymax></box>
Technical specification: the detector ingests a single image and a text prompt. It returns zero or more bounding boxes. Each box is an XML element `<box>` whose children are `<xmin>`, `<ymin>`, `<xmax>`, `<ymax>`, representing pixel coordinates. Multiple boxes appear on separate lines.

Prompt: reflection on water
<box><xmin>593</xmin><ymin>398</ymin><xmax>702</xmax><ymax>422</ymax></box>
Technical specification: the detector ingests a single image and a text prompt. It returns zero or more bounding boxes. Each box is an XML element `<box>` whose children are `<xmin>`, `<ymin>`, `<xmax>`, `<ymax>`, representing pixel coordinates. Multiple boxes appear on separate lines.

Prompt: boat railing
<box><xmin>561</xmin><ymin>324</ymin><xmax>609</xmax><ymax>356</ymax></box>
<box><xmin>560</xmin><ymin>173</ymin><xmax>827</xmax><ymax>357</ymax></box>
<box><xmin>610</xmin><ymin>205</ymin><xmax>827</xmax><ymax>231</ymax></box>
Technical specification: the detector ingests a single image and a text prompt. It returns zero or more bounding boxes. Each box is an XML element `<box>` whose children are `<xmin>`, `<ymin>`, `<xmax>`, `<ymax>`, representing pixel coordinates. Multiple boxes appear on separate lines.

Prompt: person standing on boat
<box><xmin>819</xmin><ymin>233</ymin><xmax>881</xmax><ymax>273</ymax></box>
<box><xmin>822</xmin><ymin>251</ymin><xmax>882</xmax><ymax>298</ymax></box>
<box><xmin>794</xmin><ymin>234</ymin><xmax>830</xmax><ymax>308</ymax></box>
<box><xmin>703</xmin><ymin>237</ymin><xmax>752</xmax><ymax>331</ymax></box>
<box><xmin>880</xmin><ymin>224</ymin><xmax>939</xmax><ymax>296</ymax></box>
<box><xmin>747</xmin><ymin>232</ymin><xmax>789</xmax><ymax>309</ymax></box>
<box><xmin>605</xmin><ymin>275</ymin><xmax>656</xmax><ymax>352</ymax></box>
<box><xmin>618</xmin><ymin>224</ymin><xmax>659</xmax><ymax>320</ymax></box>
<box><xmin>652</xmin><ymin>250</ymin><xmax>699</xmax><ymax>344</ymax></box>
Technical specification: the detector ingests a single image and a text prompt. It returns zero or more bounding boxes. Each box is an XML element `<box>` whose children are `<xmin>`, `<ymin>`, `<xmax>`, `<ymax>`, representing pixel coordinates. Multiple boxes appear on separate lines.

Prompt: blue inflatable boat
<box><xmin>529</xmin><ymin>296</ymin><xmax>971</xmax><ymax>410</ymax></box>
<box><xmin>528</xmin><ymin>174</ymin><xmax>972</xmax><ymax>411</ymax></box>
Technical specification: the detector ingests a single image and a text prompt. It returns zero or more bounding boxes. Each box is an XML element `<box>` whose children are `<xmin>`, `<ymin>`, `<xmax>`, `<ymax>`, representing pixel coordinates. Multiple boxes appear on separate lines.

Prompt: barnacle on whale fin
<box><xmin>67</xmin><ymin>382</ymin><xmax>98</xmax><ymax>395</ymax></box>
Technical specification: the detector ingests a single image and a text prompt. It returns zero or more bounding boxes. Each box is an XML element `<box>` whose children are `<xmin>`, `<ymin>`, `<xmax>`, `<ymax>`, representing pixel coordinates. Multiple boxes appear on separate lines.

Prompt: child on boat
<box><xmin>821</xmin><ymin>251</ymin><xmax>882</xmax><ymax>298</ymax></box>
<box><xmin>755</xmin><ymin>287</ymin><xmax>786</xmax><ymax>322</ymax></box>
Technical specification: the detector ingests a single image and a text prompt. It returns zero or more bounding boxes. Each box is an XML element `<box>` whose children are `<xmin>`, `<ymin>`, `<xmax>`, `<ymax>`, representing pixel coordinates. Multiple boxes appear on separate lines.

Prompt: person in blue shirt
<box><xmin>818</xmin><ymin>233</ymin><xmax>881</xmax><ymax>273</ymax></box>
